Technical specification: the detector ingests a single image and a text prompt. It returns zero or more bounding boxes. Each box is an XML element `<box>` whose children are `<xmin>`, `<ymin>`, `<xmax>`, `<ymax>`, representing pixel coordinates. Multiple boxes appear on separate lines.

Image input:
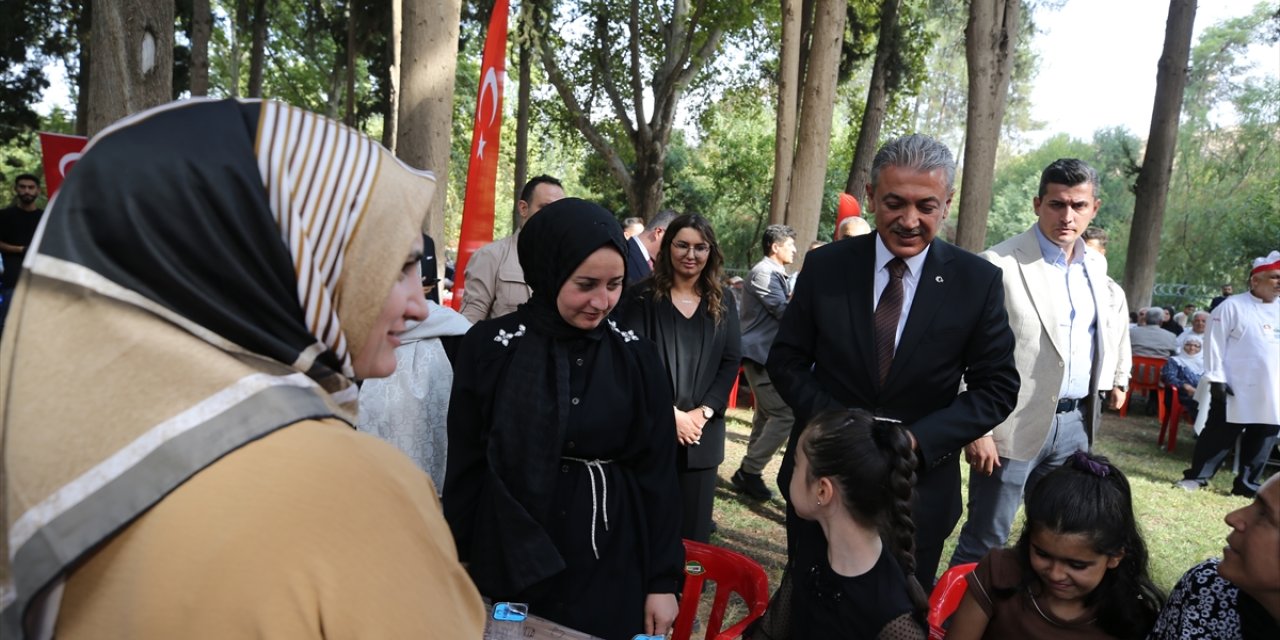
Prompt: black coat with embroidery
<box><xmin>443</xmin><ymin>310</ymin><xmax>684</xmax><ymax>640</ymax></box>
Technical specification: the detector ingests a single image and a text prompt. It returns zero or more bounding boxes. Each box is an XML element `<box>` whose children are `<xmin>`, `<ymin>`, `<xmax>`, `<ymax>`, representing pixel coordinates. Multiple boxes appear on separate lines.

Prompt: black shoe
<box><xmin>732</xmin><ymin>469</ymin><xmax>773</xmax><ymax>501</ymax></box>
<box><xmin>1230</xmin><ymin>484</ymin><xmax>1256</xmax><ymax>499</ymax></box>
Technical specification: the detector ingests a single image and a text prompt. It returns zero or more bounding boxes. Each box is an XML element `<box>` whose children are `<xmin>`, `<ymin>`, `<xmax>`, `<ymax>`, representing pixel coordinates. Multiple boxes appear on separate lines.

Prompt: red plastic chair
<box><xmin>1159</xmin><ymin>391</ymin><xmax>1197</xmax><ymax>452</ymax></box>
<box><xmin>927</xmin><ymin>563</ymin><xmax>977</xmax><ymax>639</ymax></box>
<box><xmin>1120</xmin><ymin>356</ymin><xmax>1167</xmax><ymax>423</ymax></box>
<box><xmin>673</xmin><ymin>539</ymin><xmax>770</xmax><ymax>640</ymax></box>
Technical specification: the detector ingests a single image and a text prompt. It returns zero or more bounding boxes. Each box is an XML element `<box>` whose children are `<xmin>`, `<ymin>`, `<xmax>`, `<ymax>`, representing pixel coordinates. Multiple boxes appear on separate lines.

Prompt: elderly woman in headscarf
<box><xmin>0</xmin><ymin>99</ymin><xmax>484</xmax><ymax>639</ymax></box>
<box><xmin>1162</xmin><ymin>334</ymin><xmax>1205</xmax><ymax>415</ymax></box>
<box><xmin>444</xmin><ymin>198</ymin><xmax>683</xmax><ymax>640</ymax></box>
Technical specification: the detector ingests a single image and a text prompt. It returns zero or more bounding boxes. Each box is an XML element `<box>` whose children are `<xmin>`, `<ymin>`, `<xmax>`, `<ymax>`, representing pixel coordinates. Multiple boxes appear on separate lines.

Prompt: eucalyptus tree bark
<box><xmin>74</xmin><ymin>1</ymin><xmax>92</xmax><ymax>135</ymax></box>
<box><xmin>189</xmin><ymin>0</ymin><xmax>211</xmax><ymax>96</ymax></box>
<box><xmin>954</xmin><ymin>0</ymin><xmax>1021</xmax><ymax>252</ymax></box>
<box><xmin>344</xmin><ymin>5</ymin><xmax>358</xmax><ymax>125</ymax></box>
<box><xmin>87</xmin><ymin>0</ymin><xmax>173</xmax><ymax>136</ymax></box>
<box><xmin>769</xmin><ymin>0</ymin><xmax>801</xmax><ymax>226</ymax></box>
<box><xmin>783</xmin><ymin>0</ymin><xmax>846</xmax><ymax>266</ymax></box>
<box><xmin>247</xmin><ymin>0</ymin><xmax>267</xmax><ymax>97</ymax></box>
<box><xmin>844</xmin><ymin>0</ymin><xmax>901</xmax><ymax>201</ymax></box>
<box><xmin>397</xmin><ymin>0</ymin><xmax>462</xmax><ymax>243</ymax></box>
<box><xmin>1124</xmin><ymin>0</ymin><xmax>1197</xmax><ymax>309</ymax></box>
<box><xmin>383</xmin><ymin>0</ymin><xmax>402</xmax><ymax>151</ymax></box>
<box><xmin>538</xmin><ymin>0</ymin><xmax>726</xmax><ymax>221</ymax></box>
<box><xmin>512</xmin><ymin>3</ymin><xmax>534</xmax><ymax>230</ymax></box>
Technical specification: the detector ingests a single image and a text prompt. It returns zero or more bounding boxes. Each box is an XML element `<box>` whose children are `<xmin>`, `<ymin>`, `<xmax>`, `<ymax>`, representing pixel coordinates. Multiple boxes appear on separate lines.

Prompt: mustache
<box><xmin>889</xmin><ymin>223</ymin><xmax>922</xmax><ymax>236</ymax></box>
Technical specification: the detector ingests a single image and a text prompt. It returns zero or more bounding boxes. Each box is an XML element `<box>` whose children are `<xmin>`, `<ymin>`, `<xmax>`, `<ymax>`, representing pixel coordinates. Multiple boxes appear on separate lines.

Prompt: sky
<box><xmin>1025</xmin><ymin>0</ymin><xmax>1277</xmax><ymax>145</ymax></box>
<box><xmin>35</xmin><ymin>0</ymin><xmax>1278</xmax><ymax>145</ymax></box>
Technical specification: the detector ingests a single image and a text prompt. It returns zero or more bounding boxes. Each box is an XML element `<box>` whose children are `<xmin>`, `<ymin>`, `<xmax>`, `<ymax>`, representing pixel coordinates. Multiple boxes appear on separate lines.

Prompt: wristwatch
<box><xmin>701</xmin><ymin>406</ymin><xmax>714</xmax><ymax>420</ymax></box>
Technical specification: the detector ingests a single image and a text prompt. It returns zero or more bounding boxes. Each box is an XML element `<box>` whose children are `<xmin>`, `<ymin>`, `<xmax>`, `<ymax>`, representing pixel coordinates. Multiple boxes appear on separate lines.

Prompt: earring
<box><xmin>816</xmin><ymin>499</ymin><xmax>822</xmax><ymax>506</ymax></box>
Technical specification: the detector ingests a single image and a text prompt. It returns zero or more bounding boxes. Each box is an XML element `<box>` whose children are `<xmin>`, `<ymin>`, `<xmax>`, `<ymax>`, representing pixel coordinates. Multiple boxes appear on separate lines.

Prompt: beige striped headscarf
<box><xmin>0</xmin><ymin>99</ymin><xmax>435</xmax><ymax>638</ymax></box>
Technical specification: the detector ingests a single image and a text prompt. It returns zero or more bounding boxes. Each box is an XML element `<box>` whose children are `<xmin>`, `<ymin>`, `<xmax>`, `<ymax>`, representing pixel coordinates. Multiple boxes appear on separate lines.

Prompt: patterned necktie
<box><xmin>874</xmin><ymin>257</ymin><xmax>907</xmax><ymax>387</ymax></box>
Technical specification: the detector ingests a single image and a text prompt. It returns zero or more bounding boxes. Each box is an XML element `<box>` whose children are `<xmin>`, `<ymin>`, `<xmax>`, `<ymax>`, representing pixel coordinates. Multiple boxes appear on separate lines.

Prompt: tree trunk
<box><xmin>769</xmin><ymin>0</ymin><xmax>801</xmax><ymax>226</ymax></box>
<box><xmin>74</xmin><ymin>1</ymin><xmax>92</xmax><ymax>135</ymax></box>
<box><xmin>344</xmin><ymin>4</ymin><xmax>358</xmax><ymax>125</ymax></box>
<box><xmin>785</xmin><ymin>0</ymin><xmax>846</xmax><ymax>267</ymax></box>
<box><xmin>1124</xmin><ymin>0</ymin><xmax>1197</xmax><ymax>310</ymax></box>
<box><xmin>87</xmin><ymin>0</ymin><xmax>174</xmax><ymax>136</ymax></box>
<box><xmin>190</xmin><ymin>0</ymin><xmax>211</xmax><ymax>96</ymax></box>
<box><xmin>248</xmin><ymin>0</ymin><xmax>267</xmax><ymax>97</ymax></box>
<box><xmin>383</xmin><ymin>0</ymin><xmax>401</xmax><ymax>151</ymax></box>
<box><xmin>513</xmin><ymin>6</ymin><xmax>532</xmax><ymax>230</ymax></box>
<box><xmin>954</xmin><ymin>0</ymin><xmax>1020</xmax><ymax>252</ymax></box>
<box><xmin>230</xmin><ymin>0</ymin><xmax>247</xmax><ymax>97</ymax></box>
<box><xmin>397</xmin><ymin>0</ymin><xmax>462</xmax><ymax>245</ymax></box>
<box><xmin>845</xmin><ymin>0</ymin><xmax>901</xmax><ymax>200</ymax></box>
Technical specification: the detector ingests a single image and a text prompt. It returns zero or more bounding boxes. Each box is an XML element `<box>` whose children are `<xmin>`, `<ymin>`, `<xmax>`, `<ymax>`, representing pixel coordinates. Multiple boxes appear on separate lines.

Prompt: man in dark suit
<box><xmin>768</xmin><ymin>134</ymin><xmax>1019</xmax><ymax>587</ymax></box>
<box><xmin>625</xmin><ymin>209</ymin><xmax>677</xmax><ymax>285</ymax></box>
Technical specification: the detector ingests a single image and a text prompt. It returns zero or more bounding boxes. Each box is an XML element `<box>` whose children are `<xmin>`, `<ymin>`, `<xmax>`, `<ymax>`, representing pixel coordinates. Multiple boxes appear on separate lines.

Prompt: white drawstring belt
<box><xmin>563</xmin><ymin>457</ymin><xmax>612</xmax><ymax>559</ymax></box>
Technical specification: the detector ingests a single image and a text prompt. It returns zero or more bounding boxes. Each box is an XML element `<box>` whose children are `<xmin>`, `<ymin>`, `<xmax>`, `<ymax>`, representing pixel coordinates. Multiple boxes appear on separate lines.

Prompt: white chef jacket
<box><xmin>1202</xmin><ymin>291</ymin><xmax>1280</xmax><ymax>425</ymax></box>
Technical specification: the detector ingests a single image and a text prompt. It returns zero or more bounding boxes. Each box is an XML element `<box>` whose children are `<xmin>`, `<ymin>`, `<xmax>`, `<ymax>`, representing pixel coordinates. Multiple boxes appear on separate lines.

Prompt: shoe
<box><xmin>1174</xmin><ymin>479</ymin><xmax>1203</xmax><ymax>492</ymax></box>
<box><xmin>1230</xmin><ymin>485</ymin><xmax>1256</xmax><ymax>499</ymax></box>
<box><xmin>732</xmin><ymin>469</ymin><xmax>773</xmax><ymax>501</ymax></box>
<box><xmin>709</xmin><ymin>520</ymin><xmax>718</xmax><ymax>535</ymax></box>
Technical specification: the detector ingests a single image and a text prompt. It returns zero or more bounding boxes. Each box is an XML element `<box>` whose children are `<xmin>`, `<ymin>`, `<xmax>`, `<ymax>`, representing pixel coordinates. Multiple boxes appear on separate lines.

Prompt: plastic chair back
<box><xmin>672</xmin><ymin>539</ymin><xmax>771</xmax><ymax>640</ymax></box>
<box><xmin>927</xmin><ymin>562</ymin><xmax>976</xmax><ymax>639</ymax></box>
<box><xmin>1121</xmin><ymin>356</ymin><xmax>1167</xmax><ymax>421</ymax></box>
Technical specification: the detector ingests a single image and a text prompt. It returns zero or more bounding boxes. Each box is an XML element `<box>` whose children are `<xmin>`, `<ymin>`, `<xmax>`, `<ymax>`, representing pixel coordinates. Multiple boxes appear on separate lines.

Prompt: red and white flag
<box><xmin>452</xmin><ymin>0</ymin><xmax>511</xmax><ymax>310</ymax></box>
<box><xmin>38</xmin><ymin>132</ymin><xmax>88</xmax><ymax>199</ymax></box>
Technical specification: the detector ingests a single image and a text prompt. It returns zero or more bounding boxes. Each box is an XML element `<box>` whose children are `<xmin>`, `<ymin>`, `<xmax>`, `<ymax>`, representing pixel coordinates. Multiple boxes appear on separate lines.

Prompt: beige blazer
<box><xmin>981</xmin><ymin>228</ymin><xmax>1122</xmax><ymax>461</ymax></box>
<box><xmin>459</xmin><ymin>232</ymin><xmax>531</xmax><ymax>323</ymax></box>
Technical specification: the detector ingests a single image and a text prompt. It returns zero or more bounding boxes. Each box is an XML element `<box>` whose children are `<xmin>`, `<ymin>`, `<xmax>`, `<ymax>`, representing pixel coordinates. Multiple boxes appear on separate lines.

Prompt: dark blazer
<box><xmin>625</xmin><ymin>236</ymin><xmax>653</xmax><ymax>285</ymax></box>
<box><xmin>768</xmin><ymin>233</ymin><xmax>1019</xmax><ymax>584</ymax></box>
<box><xmin>622</xmin><ymin>281</ymin><xmax>741</xmax><ymax>469</ymax></box>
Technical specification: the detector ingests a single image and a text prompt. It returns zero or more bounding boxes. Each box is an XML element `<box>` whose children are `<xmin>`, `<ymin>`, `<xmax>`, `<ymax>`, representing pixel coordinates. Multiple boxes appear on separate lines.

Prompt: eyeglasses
<box><xmin>672</xmin><ymin>240</ymin><xmax>711</xmax><ymax>255</ymax></box>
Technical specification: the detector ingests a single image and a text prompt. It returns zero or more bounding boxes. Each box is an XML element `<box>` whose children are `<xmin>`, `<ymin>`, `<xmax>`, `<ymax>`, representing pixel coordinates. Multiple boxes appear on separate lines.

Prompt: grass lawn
<box><xmin>706</xmin><ymin>404</ymin><xmax>1274</xmax><ymax>595</ymax></box>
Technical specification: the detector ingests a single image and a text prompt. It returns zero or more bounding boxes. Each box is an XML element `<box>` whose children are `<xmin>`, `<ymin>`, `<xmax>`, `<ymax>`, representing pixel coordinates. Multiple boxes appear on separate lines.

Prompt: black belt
<box><xmin>1056</xmin><ymin>397</ymin><xmax>1083</xmax><ymax>414</ymax></box>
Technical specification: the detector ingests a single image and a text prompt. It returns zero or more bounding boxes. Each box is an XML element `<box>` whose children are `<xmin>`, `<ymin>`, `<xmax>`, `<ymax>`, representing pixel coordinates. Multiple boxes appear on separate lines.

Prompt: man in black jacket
<box><xmin>768</xmin><ymin>134</ymin><xmax>1019</xmax><ymax>587</ymax></box>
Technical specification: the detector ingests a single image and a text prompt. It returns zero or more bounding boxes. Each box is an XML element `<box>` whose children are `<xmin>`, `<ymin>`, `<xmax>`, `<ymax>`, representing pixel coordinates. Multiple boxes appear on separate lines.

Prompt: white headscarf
<box><xmin>1172</xmin><ymin>334</ymin><xmax>1204</xmax><ymax>376</ymax></box>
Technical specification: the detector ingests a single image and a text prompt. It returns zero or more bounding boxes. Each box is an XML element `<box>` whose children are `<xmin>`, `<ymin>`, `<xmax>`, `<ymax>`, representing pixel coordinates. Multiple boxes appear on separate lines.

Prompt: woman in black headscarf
<box><xmin>444</xmin><ymin>198</ymin><xmax>683</xmax><ymax>640</ymax></box>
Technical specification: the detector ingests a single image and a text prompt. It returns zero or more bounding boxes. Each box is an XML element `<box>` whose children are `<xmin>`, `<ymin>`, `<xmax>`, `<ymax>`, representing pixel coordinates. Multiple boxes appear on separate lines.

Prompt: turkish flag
<box><xmin>38</xmin><ymin>132</ymin><xmax>89</xmax><ymax>199</ymax></box>
<box><xmin>452</xmin><ymin>0</ymin><xmax>510</xmax><ymax>310</ymax></box>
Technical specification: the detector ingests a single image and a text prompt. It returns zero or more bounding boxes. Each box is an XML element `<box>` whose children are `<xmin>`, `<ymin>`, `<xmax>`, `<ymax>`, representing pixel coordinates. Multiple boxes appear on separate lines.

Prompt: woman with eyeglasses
<box><xmin>621</xmin><ymin>213</ymin><xmax>740</xmax><ymax>543</ymax></box>
<box><xmin>1161</xmin><ymin>334</ymin><xmax>1205</xmax><ymax>416</ymax></box>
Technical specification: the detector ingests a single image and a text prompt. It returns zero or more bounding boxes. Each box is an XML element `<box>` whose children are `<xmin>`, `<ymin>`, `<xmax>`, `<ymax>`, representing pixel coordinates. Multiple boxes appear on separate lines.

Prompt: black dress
<box><xmin>444</xmin><ymin>311</ymin><xmax>684</xmax><ymax>640</ymax></box>
<box><xmin>622</xmin><ymin>281</ymin><xmax>741</xmax><ymax>542</ymax></box>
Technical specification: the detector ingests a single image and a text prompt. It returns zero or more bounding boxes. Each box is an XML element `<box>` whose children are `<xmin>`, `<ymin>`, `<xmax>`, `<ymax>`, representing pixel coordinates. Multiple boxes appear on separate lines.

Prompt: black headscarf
<box><xmin>472</xmin><ymin>199</ymin><xmax>634</xmax><ymax>597</ymax></box>
<box><xmin>516</xmin><ymin>198</ymin><xmax>627</xmax><ymax>338</ymax></box>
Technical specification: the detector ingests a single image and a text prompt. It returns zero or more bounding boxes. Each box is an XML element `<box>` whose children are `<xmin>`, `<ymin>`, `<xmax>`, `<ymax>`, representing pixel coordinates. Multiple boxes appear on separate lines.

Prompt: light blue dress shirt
<box><xmin>1034</xmin><ymin>226</ymin><xmax>1096</xmax><ymax>400</ymax></box>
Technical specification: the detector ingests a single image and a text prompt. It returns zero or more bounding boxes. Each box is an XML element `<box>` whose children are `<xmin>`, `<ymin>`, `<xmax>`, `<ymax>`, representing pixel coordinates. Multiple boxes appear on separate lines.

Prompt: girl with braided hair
<box><xmin>747</xmin><ymin>409</ymin><xmax>927</xmax><ymax>639</ymax></box>
<box><xmin>947</xmin><ymin>451</ymin><xmax>1164</xmax><ymax>639</ymax></box>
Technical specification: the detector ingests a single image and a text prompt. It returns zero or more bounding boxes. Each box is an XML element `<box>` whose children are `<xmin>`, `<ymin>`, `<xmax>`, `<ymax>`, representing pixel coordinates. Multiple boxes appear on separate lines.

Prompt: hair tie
<box><xmin>1069</xmin><ymin>450</ymin><xmax>1110</xmax><ymax>477</ymax></box>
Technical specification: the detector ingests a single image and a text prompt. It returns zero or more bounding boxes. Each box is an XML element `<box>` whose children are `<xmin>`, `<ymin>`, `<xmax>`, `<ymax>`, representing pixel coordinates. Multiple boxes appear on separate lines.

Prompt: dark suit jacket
<box><xmin>626</xmin><ymin>236</ymin><xmax>653</xmax><ymax>285</ymax></box>
<box><xmin>622</xmin><ymin>281</ymin><xmax>741</xmax><ymax>469</ymax></box>
<box><xmin>768</xmin><ymin>234</ymin><xmax>1019</xmax><ymax>579</ymax></box>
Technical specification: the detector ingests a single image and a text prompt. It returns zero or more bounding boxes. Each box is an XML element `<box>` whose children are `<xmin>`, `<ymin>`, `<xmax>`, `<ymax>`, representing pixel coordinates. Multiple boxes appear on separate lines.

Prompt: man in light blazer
<box><xmin>950</xmin><ymin>159</ymin><xmax>1129</xmax><ymax>567</ymax></box>
<box><xmin>769</xmin><ymin>135</ymin><xmax>1019</xmax><ymax>587</ymax></box>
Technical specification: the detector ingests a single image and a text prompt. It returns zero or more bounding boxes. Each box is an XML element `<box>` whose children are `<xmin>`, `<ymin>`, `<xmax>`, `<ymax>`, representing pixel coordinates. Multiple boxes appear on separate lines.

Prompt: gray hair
<box><xmin>870</xmin><ymin>134</ymin><xmax>957</xmax><ymax>194</ymax></box>
<box><xmin>1144</xmin><ymin>308</ymin><xmax>1165</xmax><ymax>325</ymax></box>
<box><xmin>1193</xmin><ymin>310</ymin><xmax>1210</xmax><ymax>320</ymax></box>
<box><xmin>646</xmin><ymin>209</ymin><xmax>678</xmax><ymax>232</ymax></box>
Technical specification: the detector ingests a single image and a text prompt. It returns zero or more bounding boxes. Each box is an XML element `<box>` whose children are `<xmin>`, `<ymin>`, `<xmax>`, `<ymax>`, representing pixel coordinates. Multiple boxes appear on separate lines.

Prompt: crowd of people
<box><xmin>1</xmin><ymin>100</ymin><xmax>1277</xmax><ymax>640</ymax></box>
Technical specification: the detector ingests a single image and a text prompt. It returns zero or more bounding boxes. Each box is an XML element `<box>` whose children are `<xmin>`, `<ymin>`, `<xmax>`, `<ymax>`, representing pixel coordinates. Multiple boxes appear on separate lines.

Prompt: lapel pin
<box><xmin>935</xmin><ymin>275</ymin><xmax>944</xmax><ymax>283</ymax></box>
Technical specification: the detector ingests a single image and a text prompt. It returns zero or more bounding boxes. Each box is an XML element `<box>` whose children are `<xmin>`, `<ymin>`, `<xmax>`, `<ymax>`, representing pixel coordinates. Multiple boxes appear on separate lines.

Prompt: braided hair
<box><xmin>1011</xmin><ymin>451</ymin><xmax>1165</xmax><ymax>639</ymax></box>
<box><xmin>798</xmin><ymin>409</ymin><xmax>928</xmax><ymax>616</ymax></box>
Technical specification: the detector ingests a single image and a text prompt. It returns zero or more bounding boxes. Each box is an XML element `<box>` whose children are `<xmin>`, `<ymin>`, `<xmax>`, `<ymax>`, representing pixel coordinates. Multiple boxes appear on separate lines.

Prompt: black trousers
<box><xmin>1183</xmin><ymin>399</ymin><xmax>1280</xmax><ymax>493</ymax></box>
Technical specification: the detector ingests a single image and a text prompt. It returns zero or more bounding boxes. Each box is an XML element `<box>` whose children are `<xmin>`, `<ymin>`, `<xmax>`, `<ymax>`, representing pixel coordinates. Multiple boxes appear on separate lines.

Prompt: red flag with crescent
<box><xmin>38</xmin><ymin>132</ymin><xmax>89</xmax><ymax>199</ymax></box>
<box><xmin>452</xmin><ymin>0</ymin><xmax>510</xmax><ymax>310</ymax></box>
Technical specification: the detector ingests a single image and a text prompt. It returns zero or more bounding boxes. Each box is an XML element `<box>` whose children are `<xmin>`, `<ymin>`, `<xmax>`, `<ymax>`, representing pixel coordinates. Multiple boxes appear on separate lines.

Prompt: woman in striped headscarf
<box><xmin>0</xmin><ymin>99</ymin><xmax>484</xmax><ymax>639</ymax></box>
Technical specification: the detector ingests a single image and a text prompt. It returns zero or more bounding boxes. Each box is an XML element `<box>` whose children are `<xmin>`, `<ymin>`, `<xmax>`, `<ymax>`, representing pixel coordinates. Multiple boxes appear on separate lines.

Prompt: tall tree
<box><xmin>397</xmin><ymin>0</ymin><xmax>462</xmax><ymax>253</ymax></box>
<box><xmin>1124</xmin><ymin>0</ymin><xmax>1197</xmax><ymax>309</ymax></box>
<box><xmin>88</xmin><ymin>0</ymin><xmax>174</xmax><ymax>135</ymax></box>
<box><xmin>953</xmin><ymin>0</ymin><xmax>1020</xmax><ymax>252</ymax></box>
<box><xmin>783</xmin><ymin>0</ymin><xmax>847</xmax><ymax>262</ymax></box>
<box><xmin>247</xmin><ymin>0</ymin><xmax>267</xmax><ymax>97</ymax></box>
<box><xmin>512</xmin><ymin>2</ymin><xmax>533</xmax><ymax>229</ymax></box>
<box><xmin>536</xmin><ymin>0</ymin><xmax>750</xmax><ymax>221</ymax></box>
<box><xmin>383</xmin><ymin>0</ymin><xmax>401</xmax><ymax>151</ymax></box>
<box><xmin>769</xmin><ymin>0</ymin><xmax>802</xmax><ymax>225</ymax></box>
<box><xmin>190</xmin><ymin>0</ymin><xmax>212</xmax><ymax>96</ymax></box>
<box><xmin>843</xmin><ymin>0</ymin><xmax>901</xmax><ymax>201</ymax></box>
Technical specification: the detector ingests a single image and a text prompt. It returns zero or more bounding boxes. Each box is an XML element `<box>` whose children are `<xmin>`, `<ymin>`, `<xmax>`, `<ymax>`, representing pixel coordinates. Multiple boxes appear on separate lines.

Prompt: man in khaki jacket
<box><xmin>950</xmin><ymin>159</ymin><xmax>1128</xmax><ymax>567</ymax></box>
<box><xmin>460</xmin><ymin>175</ymin><xmax>564</xmax><ymax>323</ymax></box>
